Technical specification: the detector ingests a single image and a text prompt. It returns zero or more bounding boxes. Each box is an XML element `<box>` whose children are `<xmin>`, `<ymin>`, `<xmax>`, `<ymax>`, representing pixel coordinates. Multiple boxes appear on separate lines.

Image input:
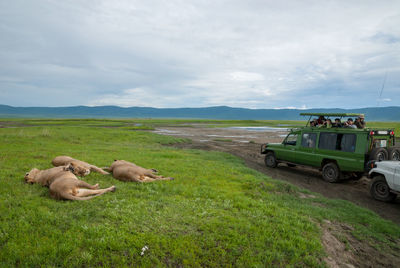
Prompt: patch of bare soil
<box><xmin>321</xmin><ymin>220</ymin><xmax>400</xmax><ymax>268</ymax></box>
<box><xmin>0</xmin><ymin>121</ymin><xmax>30</xmax><ymax>128</ymax></box>
<box><xmin>156</xmin><ymin>125</ymin><xmax>400</xmax><ymax>267</ymax></box>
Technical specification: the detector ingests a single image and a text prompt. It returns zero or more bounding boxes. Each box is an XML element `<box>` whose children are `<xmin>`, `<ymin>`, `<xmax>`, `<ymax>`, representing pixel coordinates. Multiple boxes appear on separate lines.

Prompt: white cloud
<box><xmin>230</xmin><ymin>72</ymin><xmax>265</xmax><ymax>82</ymax></box>
<box><xmin>88</xmin><ymin>88</ymin><xmax>180</xmax><ymax>107</ymax></box>
<box><xmin>273</xmin><ymin>105</ymin><xmax>308</xmax><ymax>110</ymax></box>
<box><xmin>0</xmin><ymin>0</ymin><xmax>400</xmax><ymax>108</ymax></box>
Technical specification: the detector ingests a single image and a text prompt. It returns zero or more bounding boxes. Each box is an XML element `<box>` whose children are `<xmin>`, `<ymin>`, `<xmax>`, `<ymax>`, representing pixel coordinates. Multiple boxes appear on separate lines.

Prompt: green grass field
<box><xmin>0</xmin><ymin>119</ymin><xmax>399</xmax><ymax>267</ymax></box>
<box><xmin>1</xmin><ymin>118</ymin><xmax>399</xmax><ymax>133</ymax></box>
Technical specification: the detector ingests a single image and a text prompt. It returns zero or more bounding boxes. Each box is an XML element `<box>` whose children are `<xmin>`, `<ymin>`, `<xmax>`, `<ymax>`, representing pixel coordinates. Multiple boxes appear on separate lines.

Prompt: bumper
<box><xmin>260</xmin><ymin>143</ymin><xmax>268</xmax><ymax>154</ymax></box>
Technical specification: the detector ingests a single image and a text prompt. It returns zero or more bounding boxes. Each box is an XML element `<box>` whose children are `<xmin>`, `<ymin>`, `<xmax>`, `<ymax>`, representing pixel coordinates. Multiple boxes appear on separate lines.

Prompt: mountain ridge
<box><xmin>0</xmin><ymin>104</ymin><xmax>399</xmax><ymax>121</ymax></box>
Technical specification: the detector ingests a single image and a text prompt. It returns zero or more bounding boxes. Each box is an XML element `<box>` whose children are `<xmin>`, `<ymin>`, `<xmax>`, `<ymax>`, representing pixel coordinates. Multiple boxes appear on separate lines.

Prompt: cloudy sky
<box><xmin>1</xmin><ymin>0</ymin><xmax>399</xmax><ymax>109</ymax></box>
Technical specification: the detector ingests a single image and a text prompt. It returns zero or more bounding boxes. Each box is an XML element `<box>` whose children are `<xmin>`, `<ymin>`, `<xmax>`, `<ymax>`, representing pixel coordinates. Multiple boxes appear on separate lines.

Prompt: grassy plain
<box><xmin>1</xmin><ymin>117</ymin><xmax>399</xmax><ymax>133</ymax></box>
<box><xmin>0</xmin><ymin>119</ymin><xmax>399</xmax><ymax>267</ymax></box>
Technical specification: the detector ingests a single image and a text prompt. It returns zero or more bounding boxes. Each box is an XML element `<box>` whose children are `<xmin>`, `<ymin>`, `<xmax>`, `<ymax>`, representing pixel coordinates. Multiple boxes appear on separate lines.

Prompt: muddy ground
<box><xmin>154</xmin><ymin>126</ymin><xmax>400</xmax><ymax>225</ymax></box>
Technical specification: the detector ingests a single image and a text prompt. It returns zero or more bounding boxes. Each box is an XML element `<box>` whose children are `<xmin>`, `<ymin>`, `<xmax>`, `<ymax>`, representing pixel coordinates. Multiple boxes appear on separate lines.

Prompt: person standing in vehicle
<box><xmin>310</xmin><ymin>119</ymin><xmax>318</xmax><ymax>127</ymax></box>
<box><xmin>316</xmin><ymin>115</ymin><xmax>326</xmax><ymax>126</ymax></box>
<box><xmin>324</xmin><ymin>119</ymin><xmax>333</xmax><ymax>128</ymax></box>
<box><xmin>344</xmin><ymin>118</ymin><xmax>357</xmax><ymax>129</ymax></box>
<box><xmin>333</xmin><ymin>118</ymin><xmax>342</xmax><ymax>127</ymax></box>
<box><xmin>355</xmin><ymin>114</ymin><xmax>366</xmax><ymax>129</ymax></box>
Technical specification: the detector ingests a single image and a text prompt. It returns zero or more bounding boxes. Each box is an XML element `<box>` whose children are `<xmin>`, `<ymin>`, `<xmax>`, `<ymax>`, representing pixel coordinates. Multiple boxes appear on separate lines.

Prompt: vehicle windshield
<box><xmin>284</xmin><ymin>133</ymin><xmax>298</xmax><ymax>145</ymax></box>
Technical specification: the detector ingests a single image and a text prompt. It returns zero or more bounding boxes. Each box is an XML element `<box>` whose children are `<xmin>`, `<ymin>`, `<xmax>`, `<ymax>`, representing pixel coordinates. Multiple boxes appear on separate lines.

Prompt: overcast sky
<box><xmin>1</xmin><ymin>0</ymin><xmax>399</xmax><ymax>109</ymax></box>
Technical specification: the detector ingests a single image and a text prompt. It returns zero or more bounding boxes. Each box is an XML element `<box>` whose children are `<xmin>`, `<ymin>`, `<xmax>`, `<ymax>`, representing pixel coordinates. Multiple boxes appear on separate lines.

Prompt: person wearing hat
<box><xmin>355</xmin><ymin>114</ymin><xmax>366</xmax><ymax>129</ymax></box>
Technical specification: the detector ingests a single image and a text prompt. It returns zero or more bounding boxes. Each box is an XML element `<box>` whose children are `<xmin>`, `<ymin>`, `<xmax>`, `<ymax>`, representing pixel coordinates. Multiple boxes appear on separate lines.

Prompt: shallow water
<box><xmin>206</xmin><ymin>134</ymin><xmax>257</xmax><ymax>138</ymax></box>
<box><xmin>154</xmin><ymin>129</ymin><xmax>194</xmax><ymax>136</ymax></box>
<box><xmin>227</xmin><ymin>126</ymin><xmax>289</xmax><ymax>132</ymax></box>
<box><xmin>154</xmin><ymin>126</ymin><xmax>288</xmax><ymax>144</ymax></box>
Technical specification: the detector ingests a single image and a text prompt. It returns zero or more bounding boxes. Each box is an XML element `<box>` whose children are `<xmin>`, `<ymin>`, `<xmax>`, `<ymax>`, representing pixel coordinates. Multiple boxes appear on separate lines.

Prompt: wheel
<box><xmin>322</xmin><ymin>162</ymin><xmax>343</xmax><ymax>183</ymax></box>
<box><xmin>369</xmin><ymin>148</ymin><xmax>388</xmax><ymax>161</ymax></box>
<box><xmin>287</xmin><ymin>163</ymin><xmax>296</xmax><ymax>167</ymax></box>
<box><xmin>370</xmin><ymin>175</ymin><xmax>397</xmax><ymax>202</ymax></box>
<box><xmin>264</xmin><ymin>152</ymin><xmax>277</xmax><ymax>168</ymax></box>
<box><xmin>388</xmin><ymin>147</ymin><xmax>400</xmax><ymax>161</ymax></box>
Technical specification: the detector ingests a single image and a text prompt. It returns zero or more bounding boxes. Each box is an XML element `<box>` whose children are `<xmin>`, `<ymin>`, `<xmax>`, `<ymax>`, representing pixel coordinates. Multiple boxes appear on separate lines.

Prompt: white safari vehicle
<box><xmin>368</xmin><ymin>161</ymin><xmax>400</xmax><ymax>202</ymax></box>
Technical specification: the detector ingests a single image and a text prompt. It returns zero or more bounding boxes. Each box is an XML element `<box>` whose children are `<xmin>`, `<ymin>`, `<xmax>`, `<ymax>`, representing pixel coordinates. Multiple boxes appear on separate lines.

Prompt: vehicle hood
<box><xmin>376</xmin><ymin>161</ymin><xmax>400</xmax><ymax>169</ymax></box>
<box><xmin>266</xmin><ymin>143</ymin><xmax>282</xmax><ymax>146</ymax></box>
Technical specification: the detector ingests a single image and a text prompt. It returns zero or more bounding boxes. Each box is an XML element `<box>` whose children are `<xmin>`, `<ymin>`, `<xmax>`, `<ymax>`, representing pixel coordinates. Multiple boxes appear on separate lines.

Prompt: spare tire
<box><xmin>388</xmin><ymin>147</ymin><xmax>400</xmax><ymax>161</ymax></box>
<box><xmin>369</xmin><ymin>147</ymin><xmax>388</xmax><ymax>162</ymax></box>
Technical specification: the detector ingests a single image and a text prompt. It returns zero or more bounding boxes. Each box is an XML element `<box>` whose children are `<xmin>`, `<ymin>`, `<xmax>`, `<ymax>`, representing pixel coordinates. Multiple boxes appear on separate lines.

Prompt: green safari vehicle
<box><xmin>260</xmin><ymin>113</ymin><xmax>399</xmax><ymax>182</ymax></box>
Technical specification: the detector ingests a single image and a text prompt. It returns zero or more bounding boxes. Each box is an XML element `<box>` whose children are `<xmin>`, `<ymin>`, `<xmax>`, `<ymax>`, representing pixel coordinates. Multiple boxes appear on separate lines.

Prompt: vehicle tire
<box><xmin>370</xmin><ymin>175</ymin><xmax>397</xmax><ymax>202</ymax></box>
<box><xmin>287</xmin><ymin>163</ymin><xmax>296</xmax><ymax>167</ymax></box>
<box><xmin>369</xmin><ymin>148</ymin><xmax>388</xmax><ymax>162</ymax></box>
<box><xmin>322</xmin><ymin>162</ymin><xmax>343</xmax><ymax>183</ymax></box>
<box><xmin>388</xmin><ymin>147</ymin><xmax>400</xmax><ymax>161</ymax></box>
<box><xmin>264</xmin><ymin>152</ymin><xmax>277</xmax><ymax>168</ymax></box>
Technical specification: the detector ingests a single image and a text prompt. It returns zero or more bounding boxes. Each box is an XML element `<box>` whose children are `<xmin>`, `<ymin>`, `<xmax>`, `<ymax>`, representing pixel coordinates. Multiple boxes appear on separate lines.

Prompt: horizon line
<box><xmin>1</xmin><ymin>104</ymin><xmax>400</xmax><ymax>110</ymax></box>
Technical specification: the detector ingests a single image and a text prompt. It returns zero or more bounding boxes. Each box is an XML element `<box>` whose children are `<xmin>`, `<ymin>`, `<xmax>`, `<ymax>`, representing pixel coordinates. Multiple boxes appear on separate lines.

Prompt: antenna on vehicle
<box><xmin>377</xmin><ymin>71</ymin><xmax>388</xmax><ymax>107</ymax></box>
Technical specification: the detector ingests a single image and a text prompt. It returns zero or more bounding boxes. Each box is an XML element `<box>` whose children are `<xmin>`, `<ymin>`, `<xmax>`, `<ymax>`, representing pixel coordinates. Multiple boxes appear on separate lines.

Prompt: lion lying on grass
<box><xmin>52</xmin><ymin>155</ymin><xmax>109</xmax><ymax>175</ymax></box>
<box><xmin>25</xmin><ymin>164</ymin><xmax>115</xmax><ymax>201</ymax></box>
<box><xmin>106</xmin><ymin>160</ymin><xmax>174</xmax><ymax>182</ymax></box>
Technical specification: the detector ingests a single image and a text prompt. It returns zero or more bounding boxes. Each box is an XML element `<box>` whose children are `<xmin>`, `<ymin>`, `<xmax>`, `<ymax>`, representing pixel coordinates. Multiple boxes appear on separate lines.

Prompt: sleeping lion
<box><xmin>106</xmin><ymin>160</ymin><xmax>174</xmax><ymax>182</ymax></box>
<box><xmin>24</xmin><ymin>164</ymin><xmax>115</xmax><ymax>201</ymax></box>
<box><xmin>52</xmin><ymin>155</ymin><xmax>109</xmax><ymax>175</ymax></box>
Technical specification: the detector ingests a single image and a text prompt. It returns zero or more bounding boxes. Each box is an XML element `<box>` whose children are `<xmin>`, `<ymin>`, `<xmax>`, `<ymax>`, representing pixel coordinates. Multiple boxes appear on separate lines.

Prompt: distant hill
<box><xmin>0</xmin><ymin>104</ymin><xmax>399</xmax><ymax>121</ymax></box>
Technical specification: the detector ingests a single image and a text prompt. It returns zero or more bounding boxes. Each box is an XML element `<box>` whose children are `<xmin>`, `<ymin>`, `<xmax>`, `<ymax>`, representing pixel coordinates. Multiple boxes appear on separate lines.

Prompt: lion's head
<box><xmin>65</xmin><ymin>162</ymin><xmax>90</xmax><ymax>177</ymax></box>
<box><xmin>24</xmin><ymin>168</ymin><xmax>40</xmax><ymax>184</ymax></box>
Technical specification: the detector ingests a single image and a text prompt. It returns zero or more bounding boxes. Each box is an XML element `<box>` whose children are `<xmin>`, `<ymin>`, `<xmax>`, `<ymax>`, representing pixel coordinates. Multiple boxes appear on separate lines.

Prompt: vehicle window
<box><xmin>319</xmin><ymin>132</ymin><xmax>357</xmax><ymax>152</ymax></box>
<box><xmin>340</xmin><ymin>134</ymin><xmax>356</xmax><ymax>152</ymax></box>
<box><xmin>285</xmin><ymin>134</ymin><xmax>298</xmax><ymax>146</ymax></box>
<box><xmin>374</xmin><ymin>139</ymin><xmax>387</xmax><ymax>148</ymax></box>
<box><xmin>319</xmin><ymin>133</ymin><xmax>337</xmax><ymax>150</ymax></box>
<box><xmin>301</xmin><ymin>133</ymin><xmax>317</xmax><ymax>148</ymax></box>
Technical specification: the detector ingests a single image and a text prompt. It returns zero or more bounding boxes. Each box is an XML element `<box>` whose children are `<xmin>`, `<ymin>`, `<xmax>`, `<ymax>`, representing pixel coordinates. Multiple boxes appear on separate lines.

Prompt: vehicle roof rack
<box><xmin>300</xmin><ymin>113</ymin><xmax>365</xmax><ymax>127</ymax></box>
<box><xmin>300</xmin><ymin>113</ymin><xmax>363</xmax><ymax>117</ymax></box>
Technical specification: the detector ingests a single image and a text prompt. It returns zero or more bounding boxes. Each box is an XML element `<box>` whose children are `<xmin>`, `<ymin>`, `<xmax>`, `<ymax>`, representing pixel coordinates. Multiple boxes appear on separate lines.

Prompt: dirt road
<box><xmin>155</xmin><ymin>126</ymin><xmax>400</xmax><ymax>225</ymax></box>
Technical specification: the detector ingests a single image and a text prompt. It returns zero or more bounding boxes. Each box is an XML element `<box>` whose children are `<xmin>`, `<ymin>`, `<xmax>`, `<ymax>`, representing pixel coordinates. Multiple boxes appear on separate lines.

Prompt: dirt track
<box><xmin>155</xmin><ymin>126</ymin><xmax>400</xmax><ymax>225</ymax></box>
